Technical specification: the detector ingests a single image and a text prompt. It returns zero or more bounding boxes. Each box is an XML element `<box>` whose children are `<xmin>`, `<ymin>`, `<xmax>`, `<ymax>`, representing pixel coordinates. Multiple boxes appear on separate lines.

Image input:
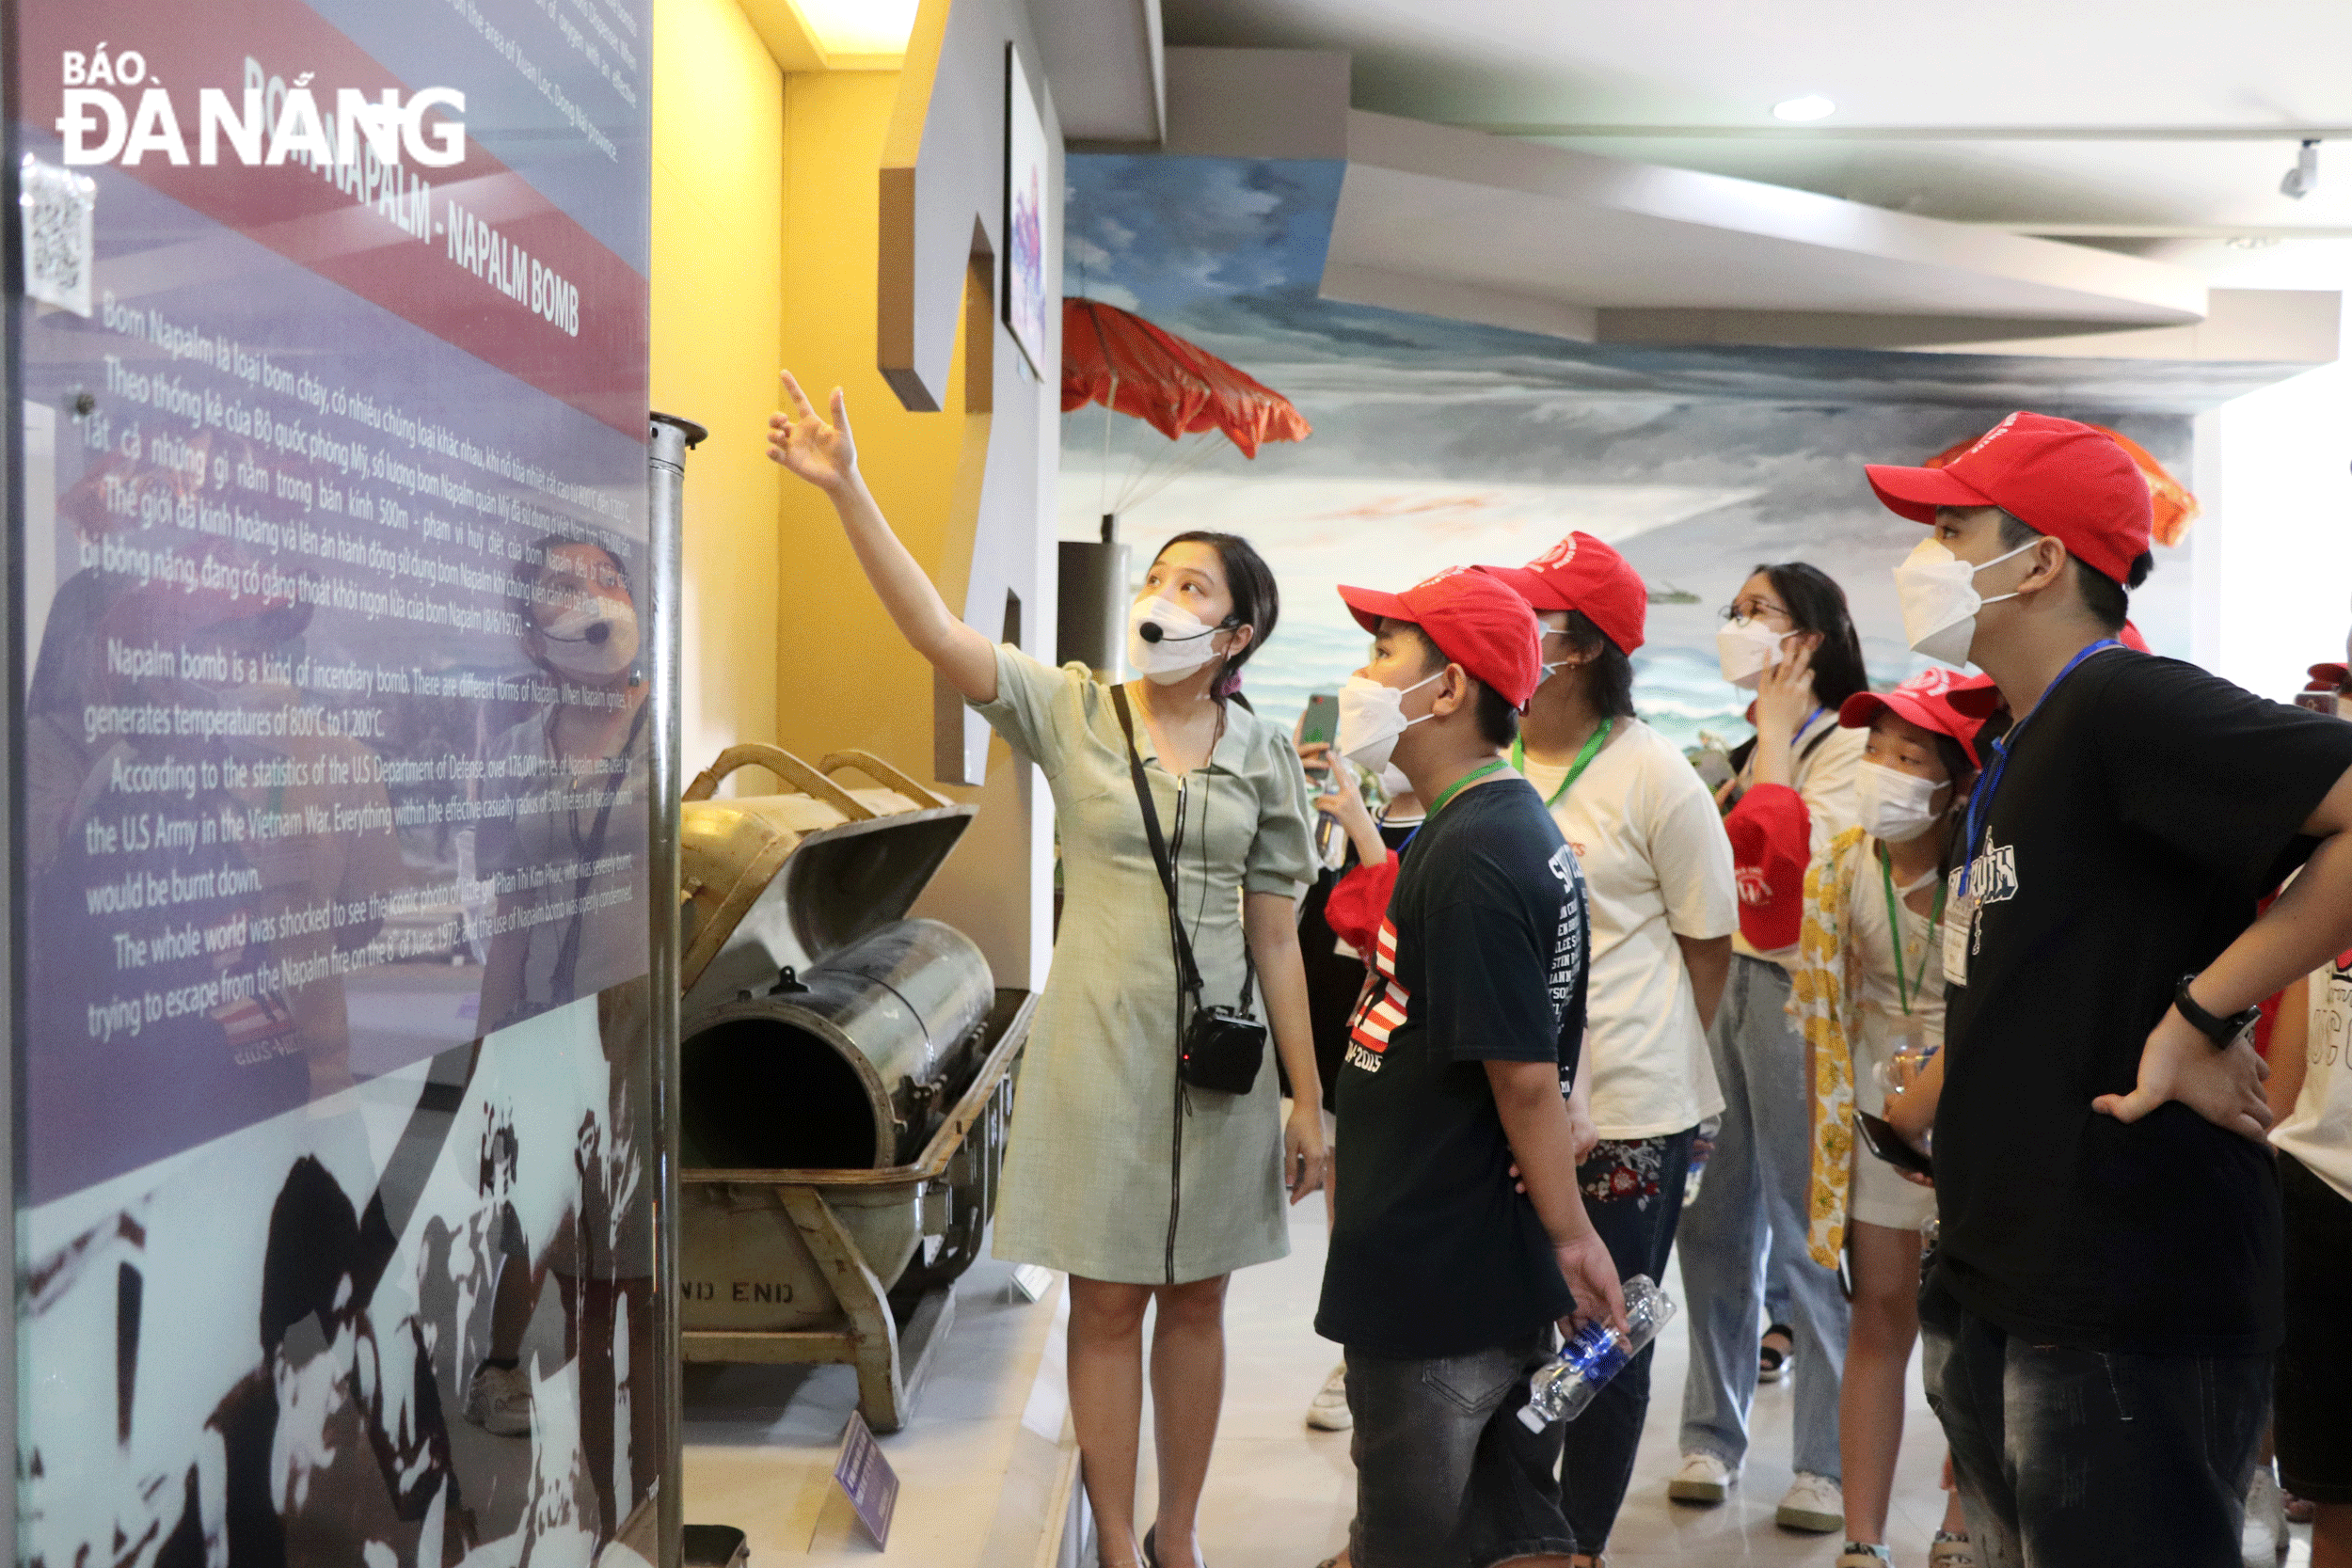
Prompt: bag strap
<box><xmin>1112</xmin><ymin>685</ymin><xmax>1207</xmax><ymax>1003</ymax></box>
<box><xmin>1110</xmin><ymin>686</ymin><xmax>1261</xmax><ymax>1015</ymax></box>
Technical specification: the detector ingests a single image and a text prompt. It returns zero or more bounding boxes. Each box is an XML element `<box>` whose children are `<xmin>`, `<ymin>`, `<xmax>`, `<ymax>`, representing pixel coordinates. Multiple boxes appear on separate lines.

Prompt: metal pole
<box><xmin>644</xmin><ymin>412</ymin><xmax>705</xmax><ymax>1568</ymax></box>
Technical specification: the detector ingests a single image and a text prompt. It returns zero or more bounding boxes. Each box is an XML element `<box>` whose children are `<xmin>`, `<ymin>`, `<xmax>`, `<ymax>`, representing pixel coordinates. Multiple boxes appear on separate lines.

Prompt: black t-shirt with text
<box><xmin>1940</xmin><ymin>650</ymin><xmax>2352</xmax><ymax>1355</ymax></box>
<box><xmin>1314</xmin><ymin>776</ymin><xmax>1591</xmax><ymax>1360</ymax></box>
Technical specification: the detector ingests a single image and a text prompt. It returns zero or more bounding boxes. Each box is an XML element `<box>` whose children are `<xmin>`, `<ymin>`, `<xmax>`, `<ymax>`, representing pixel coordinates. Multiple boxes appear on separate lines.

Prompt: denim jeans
<box><xmin>1560</xmin><ymin>1125</ymin><xmax>1698</xmax><ymax>1549</ymax></box>
<box><xmin>1346</xmin><ymin>1330</ymin><xmax>1576</xmax><ymax>1568</ymax></box>
<box><xmin>1675</xmin><ymin>955</ymin><xmax>1848</xmax><ymax>1478</ymax></box>
<box><xmin>1919</xmin><ymin>1263</ymin><xmax>2269</xmax><ymax>1567</ymax></box>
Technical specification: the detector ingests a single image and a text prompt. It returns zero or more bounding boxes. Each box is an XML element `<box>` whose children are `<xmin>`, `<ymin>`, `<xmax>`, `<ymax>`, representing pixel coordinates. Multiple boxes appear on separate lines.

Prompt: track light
<box><xmin>2282</xmin><ymin>138</ymin><xmax>2321</xmax><ymax>199</ymax></box>
<box><xmin>1772</xmin><ymin>95</ymin><xmax>1836</xmax><ymax>122</ymax></box>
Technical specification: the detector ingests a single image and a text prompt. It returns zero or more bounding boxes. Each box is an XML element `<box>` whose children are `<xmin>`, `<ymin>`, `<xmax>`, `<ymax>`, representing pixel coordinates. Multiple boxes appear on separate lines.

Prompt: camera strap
<box><xmin>1111</xmin><ymin>685</ymin><xmax>1257</xmax><ymax>1014</ymax></box>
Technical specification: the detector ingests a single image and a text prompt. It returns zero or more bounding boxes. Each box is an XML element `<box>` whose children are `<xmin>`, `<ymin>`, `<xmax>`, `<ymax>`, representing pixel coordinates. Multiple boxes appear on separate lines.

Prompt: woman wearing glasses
<box><xmin>1669</xmin><ymin>563</ymin><xmax>1871</xmax><ymax>1535</ymax></box>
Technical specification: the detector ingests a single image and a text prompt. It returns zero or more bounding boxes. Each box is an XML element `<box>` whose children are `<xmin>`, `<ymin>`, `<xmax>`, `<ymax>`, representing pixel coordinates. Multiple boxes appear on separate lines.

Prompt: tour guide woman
<box><xmin>769</xmin><ymin>372</ymin><xmax>1327</xmax><ymax>1568</ymax></box>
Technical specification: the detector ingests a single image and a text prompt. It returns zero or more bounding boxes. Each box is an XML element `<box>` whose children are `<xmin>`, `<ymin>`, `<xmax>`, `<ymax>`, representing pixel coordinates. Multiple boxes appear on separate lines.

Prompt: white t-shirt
<box><xmin>1522</xmin><ymin>718</ymin><xmax>1739</xmax><ymax>1139</ymax></box>
<box><xmin>2272</xmin><ymin>954</ymin><xmax>2352</xmax><ymax>1204</ymax></box>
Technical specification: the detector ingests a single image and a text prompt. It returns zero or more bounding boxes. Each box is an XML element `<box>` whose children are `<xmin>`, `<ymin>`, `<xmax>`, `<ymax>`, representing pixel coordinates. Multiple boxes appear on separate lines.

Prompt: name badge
<box><xmin>1943</xmin><ymin>870</ymin><xmax>1974</xmax><ymax>989</ymax></box>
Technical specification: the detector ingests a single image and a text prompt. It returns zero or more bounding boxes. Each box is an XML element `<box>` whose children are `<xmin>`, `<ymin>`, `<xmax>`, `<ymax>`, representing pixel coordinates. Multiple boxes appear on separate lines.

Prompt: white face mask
<box><xmin>1126</xmin><ymin>594</ymin><xmax>1227</xmax><ymax>684</ymax></box>
<box><xmin>1378</xmin><ymin>763</ymin><xmax>1412</xmax><ymax>800</ymax></box>
<box><xmin>1715</xmin><ymin>618</ymin><xmax>1792</xmax><ymax>690</ymax></box>
<box><xmin>1852</xmin><ymin>759</ymin><xmax>1950</xmax><ymax>844</ymax></box>
<box><xmin>538</xmin><ymin>597</ymin><xmax>640</xmax><ymax>678</ymax></box>
<box><xmin>1336</xmin><ymin>669</ymin><xmax>1444</xmax><ymax>773</ymax></box>
<box><xmin>1892</xmin><ymin>537</ymin><xmax>2037</xmax><ymax>668</ymax></box>
<box><xmin>1537</xmin><ymin>630</ymin><xmax>1574</xmax><ymax>686</ymax></box>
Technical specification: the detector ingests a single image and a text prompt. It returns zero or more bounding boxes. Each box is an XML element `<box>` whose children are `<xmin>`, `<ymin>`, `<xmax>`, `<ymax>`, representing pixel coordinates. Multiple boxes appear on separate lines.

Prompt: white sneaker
<box><xmin>1776</xmin><ymin>1471</ymin><xmax>1844</xmax><ymax>1533</ymax></box>
<box><xmin>465</xmin><ymin>1362</ymin><xmax>532</xmax><ymax>1436</ymax></box>
<box><xmin>1305</xmin><ymin>1363</ymin><xmax>1351</xmax><ymax>1432</ymax></box>
<box><xmin>1667</xmin><ymin>1451</ymin><xmax>1738</xmax><ymax>1504</ymax></box>
<box><xmin>2243</xmin><ymin>1464</ymin><xmax>2288</xmax><ymax>1564</ymax></box>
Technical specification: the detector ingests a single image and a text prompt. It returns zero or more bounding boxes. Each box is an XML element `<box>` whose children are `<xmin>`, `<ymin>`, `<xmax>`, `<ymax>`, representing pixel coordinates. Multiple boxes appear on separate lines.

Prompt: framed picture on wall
<box><xmin>1004</xmin><ymin>44</ymin><xmax>1049</xmax><ymax>378</ymax></box>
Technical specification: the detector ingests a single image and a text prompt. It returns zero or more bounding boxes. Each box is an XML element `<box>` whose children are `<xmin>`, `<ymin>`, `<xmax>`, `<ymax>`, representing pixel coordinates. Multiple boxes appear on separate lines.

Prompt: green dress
<box><xmin>972</xmin><ymin>644</ymin><xmax>1316</xmax><ymax>1283</ymax></box>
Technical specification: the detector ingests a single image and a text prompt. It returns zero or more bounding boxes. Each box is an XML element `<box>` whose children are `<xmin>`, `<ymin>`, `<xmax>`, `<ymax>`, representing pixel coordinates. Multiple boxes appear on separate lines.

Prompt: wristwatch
<box><xmin>2173</xmin><ymin>973</ymin><xmax>2262</xmax><ymax>1047</ymax></box>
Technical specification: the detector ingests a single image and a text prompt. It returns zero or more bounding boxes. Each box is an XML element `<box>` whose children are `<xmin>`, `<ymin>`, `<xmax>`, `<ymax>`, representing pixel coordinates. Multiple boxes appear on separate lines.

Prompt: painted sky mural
<box><xmin>1059</xmin><ymin>152</ymin><xmax>2259</xmax><ymax>747</ymax></box>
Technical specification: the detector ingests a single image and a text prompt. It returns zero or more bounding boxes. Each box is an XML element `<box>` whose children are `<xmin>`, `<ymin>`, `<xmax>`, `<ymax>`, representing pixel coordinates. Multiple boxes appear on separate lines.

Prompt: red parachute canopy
<box><xmin>1061</xmin><ymin>297</ymin><xmax>1311</xmax><ymax>459</ymax></box>
<box><xmin>1924</xmin><ymin>422</ymin><xmax>2201</xmax><ymax>548</ymax></box>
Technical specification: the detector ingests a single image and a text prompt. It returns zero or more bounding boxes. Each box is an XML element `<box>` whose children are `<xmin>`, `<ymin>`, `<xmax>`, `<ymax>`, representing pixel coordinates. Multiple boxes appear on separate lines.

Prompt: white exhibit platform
<box><xmin>681</xmin><ymin>1256</ymin><xmax>1088</xmax><ymax>1566</ymax></box>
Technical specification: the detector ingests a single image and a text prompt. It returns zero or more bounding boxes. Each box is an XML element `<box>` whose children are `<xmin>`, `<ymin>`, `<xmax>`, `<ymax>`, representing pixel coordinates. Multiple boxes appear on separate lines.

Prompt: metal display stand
<box><xmin>648</xmin><ymin>414</ymin><xmax>746</xmax><ymax>1568</ymax></box>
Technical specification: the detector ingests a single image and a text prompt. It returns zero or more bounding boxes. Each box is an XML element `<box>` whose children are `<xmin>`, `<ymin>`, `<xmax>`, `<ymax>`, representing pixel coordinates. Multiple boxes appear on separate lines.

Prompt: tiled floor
<box><xmin>682</xmin><ymin>1196</ymin><xmax>2316</xmax><ymax>1566</ymax></box>
<box><xmin>1189</xmin><ymin>1197</ymin><xmax>2315</xmax><ymax>1568</ymax></box>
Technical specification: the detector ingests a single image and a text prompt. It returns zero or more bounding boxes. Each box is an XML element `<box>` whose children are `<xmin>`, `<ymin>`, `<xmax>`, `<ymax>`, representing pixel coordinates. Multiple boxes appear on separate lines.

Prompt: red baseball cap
<box><xmin>1840</xmin><ymin>669</ymin><xmax>1999</xmax><ymax>768</ymax></box>
<box><xmin>1478</xmin><ymin>532</ymin><xmax>1648</xmax><ymax>655</ymax></box>
<box><xmin>2312</xmin><ymin>661</ymin><xmax>2351</xmax><ymax>691</ymax></box>
<box><xmin>1865</xmin><ymin>411</ymin><xmax>2153</xmax><ymax>586</ymax></box>
<box><xmin>1339</xmin><ymin>566</ymin><xmax>1544</xmax><ymax>709</ymax></box>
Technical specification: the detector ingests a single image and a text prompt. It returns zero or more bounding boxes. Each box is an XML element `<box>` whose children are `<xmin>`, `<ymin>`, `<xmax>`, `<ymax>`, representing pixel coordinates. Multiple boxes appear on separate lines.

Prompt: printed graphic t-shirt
<box><xmin>1315</xmin><ymin>775</ymin><xmax>1592</xmax><ymax>1360</ymax></box>
<box><xmin>1938</xmin><ymin>651</ymin><xmax>2352</xmax><ymax>1355</ymax></box>
<box><xmin>2273</xmin><ymin>952</ymin><xmax>2352</xmax><ymax>1205</ymax></box>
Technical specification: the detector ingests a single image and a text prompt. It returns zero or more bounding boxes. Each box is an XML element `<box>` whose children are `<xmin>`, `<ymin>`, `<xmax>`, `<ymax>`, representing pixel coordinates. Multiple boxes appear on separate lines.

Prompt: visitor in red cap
<box><xmin>1481</xmin><ymin>535</ymin><xmax>1740</xmax><ymax>1566</ymax></box>
<box><xmin>2298</xmin><ymin>656</ymin><xmax>2352</xmax><ymax>718</ymax></box>
<box><xmin>1312</xmin><ymin>566</ymin><xmax>1624</xmax><ymax>1568</ymax></box>
<box><xmin>1670</xmin><ymin>561</ymin><xmax>1871</xmax><ymax>1533</ymax></box>
<box><xmin>1861</xmin><ymin>412</ymin><xmax>2352</xmax><ymax>1568</ymax></box>
<box><xmin>1787</xmin><ymin>669</ymin><xmax>1991</xmax><ymax>1568</ymax></box>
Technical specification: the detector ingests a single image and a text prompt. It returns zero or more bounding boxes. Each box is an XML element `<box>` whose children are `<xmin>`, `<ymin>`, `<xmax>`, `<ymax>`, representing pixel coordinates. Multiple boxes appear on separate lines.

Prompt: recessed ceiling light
<box><xmin>1772</xmin><ymin>95</ymin><xmax>1836</xmax><ymax>122</ymax></box>
<box><xmin>793</xmin><ymin>0</ymin><xmax>918</xmax><ymax>57</ymax></box>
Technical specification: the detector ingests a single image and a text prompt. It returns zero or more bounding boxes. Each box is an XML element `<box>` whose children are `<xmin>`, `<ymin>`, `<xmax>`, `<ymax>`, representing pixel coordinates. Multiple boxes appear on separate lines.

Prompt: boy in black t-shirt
<box><xmin>1313</xmin><ymin>567</ymin><xmax>1624</xmax><ymax>1568</ymax></box>
<box><xmin>1863</xmin><ymin>413</ymin><xmax>2352</xmax><ymax>1567</ymax></box>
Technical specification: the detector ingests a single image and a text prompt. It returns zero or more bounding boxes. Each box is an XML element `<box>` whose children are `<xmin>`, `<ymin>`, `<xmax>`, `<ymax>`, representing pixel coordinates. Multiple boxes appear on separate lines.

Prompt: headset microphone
<box><xmin>1138</xmin><ymin>619</ymin><xmax>1223</xmax><ymax>644</ymax></box>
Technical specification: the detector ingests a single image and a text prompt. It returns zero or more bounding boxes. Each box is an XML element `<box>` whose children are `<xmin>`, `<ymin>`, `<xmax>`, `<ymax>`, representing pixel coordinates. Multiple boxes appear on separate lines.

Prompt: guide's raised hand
<box><xmin>767</xmin><ymin>370</ymin><xmax>858</xmax><ymax>495</ymax></box>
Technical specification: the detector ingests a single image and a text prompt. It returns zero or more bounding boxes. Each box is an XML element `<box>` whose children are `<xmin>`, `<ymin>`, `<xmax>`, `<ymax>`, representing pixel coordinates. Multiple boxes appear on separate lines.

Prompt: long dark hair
<box><xmin>1756</xmin><ymin>562</ymin><xmax>1868</xmax><ymax>710</ymax></box>
<box><xmin>1155</xmin><ymin>531</ymin><xmax>1278</xmax><ymax>699</ymax></box>
<box><xmin>1556</xmin><ymin>609</ymin><xmax>1637</xmax><ymax>720</ymax></box>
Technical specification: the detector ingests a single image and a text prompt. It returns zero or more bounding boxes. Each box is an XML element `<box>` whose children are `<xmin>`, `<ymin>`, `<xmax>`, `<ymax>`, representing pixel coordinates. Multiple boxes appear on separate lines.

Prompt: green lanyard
<box><xmin>1511</xmin><ymin>717</ymin><xmax>1613</xmax><ymax>807</ymax></box>
<box><xmin>1879</xmin><ymin>849</ymin><xmax>1948</xmax><ymax>1016</ymax></box>
<box><xmin>1424</xmin><ymin>757</ymin><xmax>1512</xmax><ymax>821</ymax></box>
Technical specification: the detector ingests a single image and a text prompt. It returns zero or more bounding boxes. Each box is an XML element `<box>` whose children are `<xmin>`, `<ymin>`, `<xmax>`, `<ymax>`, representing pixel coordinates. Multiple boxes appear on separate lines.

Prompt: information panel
<box><xmin>12</xmin><ymin>0</ymin><xmax>660</xmax><ymax>1560</ymax></box>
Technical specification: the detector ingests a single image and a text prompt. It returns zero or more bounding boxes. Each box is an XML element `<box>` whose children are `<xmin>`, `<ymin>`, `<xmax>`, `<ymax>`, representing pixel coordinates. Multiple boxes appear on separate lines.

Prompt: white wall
<box><xmin>2191</xmin><ymin>245</ymin><xmax>2352</xmax><ymax>699</ymax></box>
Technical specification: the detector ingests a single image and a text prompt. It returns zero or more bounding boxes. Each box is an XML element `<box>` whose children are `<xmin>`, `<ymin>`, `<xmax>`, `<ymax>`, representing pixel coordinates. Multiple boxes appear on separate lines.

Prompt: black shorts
<box><xmin>2278</xmin><ymin>1148</ymin><xmax>2352</xmax><ymax>1504</ymax></box>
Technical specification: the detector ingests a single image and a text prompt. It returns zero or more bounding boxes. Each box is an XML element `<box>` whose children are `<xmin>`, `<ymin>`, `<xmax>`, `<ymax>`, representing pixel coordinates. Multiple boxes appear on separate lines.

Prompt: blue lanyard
<box><xmin>1959</xmin><ymin>639</ymin><xmax>2122</xmax><ymax>895</ymax></box>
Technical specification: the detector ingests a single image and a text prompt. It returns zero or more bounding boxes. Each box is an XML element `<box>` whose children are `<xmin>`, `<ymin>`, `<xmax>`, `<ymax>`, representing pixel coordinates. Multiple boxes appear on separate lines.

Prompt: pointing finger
<box><xmin>778</xmin><ymin>369</ymin><xmax>817</xmax><ymax>420</ymax></box>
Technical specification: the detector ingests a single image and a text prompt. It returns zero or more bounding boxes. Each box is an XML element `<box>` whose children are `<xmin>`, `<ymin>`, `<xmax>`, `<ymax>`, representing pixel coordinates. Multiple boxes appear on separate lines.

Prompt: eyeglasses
<box><xmin>1719</xmin><ymin>597</ymin><xmax>1793</xmax><ymax>625</ymax></box>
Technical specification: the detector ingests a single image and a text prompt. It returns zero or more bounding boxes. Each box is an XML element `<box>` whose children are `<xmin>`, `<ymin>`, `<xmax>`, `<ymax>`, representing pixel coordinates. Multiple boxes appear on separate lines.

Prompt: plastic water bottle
<box><xmin>1517</xmin><ymin>1276</ymin><xmax>1677</xmax><ymax>1431</ymax></box>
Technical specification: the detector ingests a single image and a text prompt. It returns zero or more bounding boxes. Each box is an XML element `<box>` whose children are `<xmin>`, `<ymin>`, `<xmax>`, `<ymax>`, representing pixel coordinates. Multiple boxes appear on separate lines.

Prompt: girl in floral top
<box><xmin>1791</xmin><ymin>672</ymin><xmax>1990</xmax><ymax>1568</ymax></box>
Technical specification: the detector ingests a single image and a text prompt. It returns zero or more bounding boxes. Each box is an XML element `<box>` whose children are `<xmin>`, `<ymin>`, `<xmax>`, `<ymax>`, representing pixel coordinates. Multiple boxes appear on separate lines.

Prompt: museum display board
<box><xmin>10</xmin><ymin>0</ymin><xmax>660</xmax><ymax>1560</ymax></box>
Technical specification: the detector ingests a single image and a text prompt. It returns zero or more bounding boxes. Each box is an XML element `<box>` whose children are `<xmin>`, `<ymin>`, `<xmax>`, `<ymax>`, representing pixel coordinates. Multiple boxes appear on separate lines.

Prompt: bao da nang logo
<box><xmin>56</xmin><ymin>46</ymin><xmax>466</xmax><ymax>168</ymax></box>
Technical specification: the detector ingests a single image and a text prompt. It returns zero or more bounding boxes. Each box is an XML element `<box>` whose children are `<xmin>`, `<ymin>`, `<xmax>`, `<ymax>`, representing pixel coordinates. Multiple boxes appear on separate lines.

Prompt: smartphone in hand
<box><xmin>1298</xmin><ymin>691</ymin><xmax>1341</xmax><ymax>791</ymax></box>
<box><xmin>1854</xmin><ymin>1109</ymin><xmax>1932</xmax><ymax>1179</ymax></box>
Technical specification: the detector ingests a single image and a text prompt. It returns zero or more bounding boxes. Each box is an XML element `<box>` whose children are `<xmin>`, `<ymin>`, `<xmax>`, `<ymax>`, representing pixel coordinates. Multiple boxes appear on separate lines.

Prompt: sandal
<box><xmin>1758</xmin><ymin>1323</ymin><xmax>1794</xmax><ymax>1384</ymax></box>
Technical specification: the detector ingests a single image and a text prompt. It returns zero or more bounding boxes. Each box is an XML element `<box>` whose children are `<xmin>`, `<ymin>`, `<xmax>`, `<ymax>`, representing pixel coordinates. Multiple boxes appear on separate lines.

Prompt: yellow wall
<box><xmin>650</xmin><ymin>0</ymin><xmax>786</xmax><ymax>773</ymax></box>
<box><xmin>771</xmin><ymin>71</ymin><xmax>977</xmax><ymax>779</ymax></box>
